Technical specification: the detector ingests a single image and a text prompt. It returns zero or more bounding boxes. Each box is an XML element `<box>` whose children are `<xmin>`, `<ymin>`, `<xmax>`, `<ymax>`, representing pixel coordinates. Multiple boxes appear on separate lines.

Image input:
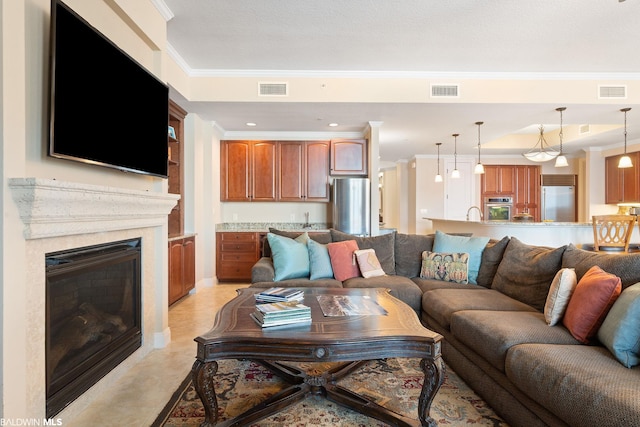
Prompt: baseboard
<box><xmin>154</xmin><ymin>327</ymin><xmax>171</xmax><ymax>348</ymax></box>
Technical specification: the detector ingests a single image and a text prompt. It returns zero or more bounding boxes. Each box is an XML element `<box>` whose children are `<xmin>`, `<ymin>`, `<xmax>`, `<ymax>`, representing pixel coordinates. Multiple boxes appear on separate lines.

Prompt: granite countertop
<box><xmin>426</xmin><ymin>218</ymin><xmax>592</xmax><ymax>227</ymax></box>
<box><xmin>216</xmin><ymin>222</ymin><xmax>332</xmax><ymax>232</ymax></box>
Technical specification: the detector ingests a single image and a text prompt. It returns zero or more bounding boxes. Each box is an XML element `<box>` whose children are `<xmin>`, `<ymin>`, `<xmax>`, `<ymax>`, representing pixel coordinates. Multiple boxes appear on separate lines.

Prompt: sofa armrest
<box><xmin>252</xmin><ymin>257</ymin><xmax>275</xmax><ymax>283</ymax></box>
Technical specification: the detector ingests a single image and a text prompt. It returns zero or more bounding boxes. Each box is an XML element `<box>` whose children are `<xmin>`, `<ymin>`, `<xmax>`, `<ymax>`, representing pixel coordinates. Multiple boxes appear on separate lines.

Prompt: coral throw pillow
<box><xmin>563</xmin><ymin>265</ymin><xmax>621</xmax><ymax>344</ymax></box>
<box><xmin>327</xmin><ymin>240</ymin><xmax>360</xmax><ymax>281</ymax></box>
<box><xmin>354</xmin><ymin>248</ymin><xmax>386</xmax><ymax>278</ymax></box>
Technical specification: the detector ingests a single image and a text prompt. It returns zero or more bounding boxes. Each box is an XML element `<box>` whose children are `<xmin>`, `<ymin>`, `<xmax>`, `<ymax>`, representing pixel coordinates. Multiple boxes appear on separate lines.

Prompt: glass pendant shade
<box><xmin>619</xmin><ymin>155</ymin><xmax>633</xmax><ymax>168</ymax></box>
<box><xmin>618</xmin><ymin>108</ymin><xmax>633</xmax><ymax>169</ymax></box>
<box><xmin>451</xmin><ymin>133</ymin><xmax>460</xmax><ymax>179</ymax></box>
<box><xmin>434</xmin><ymin>142</ymin><xmax>443</xmax><ymax>183</ymax></box>
<box><xmin>554</xmin><ymin>155</ymin><xmax>569</xmax><ymax>167</ymax></box>
<box><xmin>523</xmin><ymin>125</ymin><xmax>559</xmax><ymax>162</ymax></box>
<box><xmin>554</xmin><ymin>107</ymin><xmax>568</xmax><ymax>168</ymax></box>
<box><xmin>474</xmin><ymin>121</ymin><xmax>485</xmax><ymax>174</ymax></box>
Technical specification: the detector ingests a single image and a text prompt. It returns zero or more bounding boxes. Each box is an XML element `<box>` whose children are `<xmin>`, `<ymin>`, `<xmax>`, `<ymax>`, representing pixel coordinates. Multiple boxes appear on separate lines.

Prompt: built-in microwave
<box><xmin>484</xmin><ymin>196</ymin><xmax>513</xmax><ymax>221</ymax></box>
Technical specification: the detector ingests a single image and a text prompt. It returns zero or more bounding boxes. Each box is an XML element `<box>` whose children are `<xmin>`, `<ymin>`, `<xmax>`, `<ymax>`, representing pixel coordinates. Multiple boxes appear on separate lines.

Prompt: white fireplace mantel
<box><xmin>9</xmin><ymin>178</ymin><xmax>179</xmax><ymax>239</ymax></box>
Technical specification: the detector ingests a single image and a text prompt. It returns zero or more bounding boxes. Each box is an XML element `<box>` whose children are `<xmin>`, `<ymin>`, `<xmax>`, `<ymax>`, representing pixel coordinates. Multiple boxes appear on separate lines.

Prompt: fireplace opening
<box><xmin>45</xmin><ymin>238</ymin><xmax>142</xmax><ymax>417</ymax></box>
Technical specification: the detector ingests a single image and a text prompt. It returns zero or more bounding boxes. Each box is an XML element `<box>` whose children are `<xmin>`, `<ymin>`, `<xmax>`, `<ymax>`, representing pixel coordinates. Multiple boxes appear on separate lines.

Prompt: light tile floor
<box><xmin>66</xmin><ymin>283</ymin><xmax>248</xmax><ymax>427</ymax></box>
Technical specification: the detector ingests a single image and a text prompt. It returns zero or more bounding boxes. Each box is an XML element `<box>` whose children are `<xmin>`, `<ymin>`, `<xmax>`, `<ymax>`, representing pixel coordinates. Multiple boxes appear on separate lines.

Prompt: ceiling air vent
<box><xmin>598</xmin><ymin>85</ymin><xmax>626</xmax><ymax>99</ymax></box>
<box><xmin>431</xmin><ymin>84</ymin><xmax>459</xmax><ymax>98</ymax></box>
<box><xmin>579</xmin><ymin>124</ymin><xmax>590</xmax><ymax>135</ymax></box>
<box><xmin>258</xmin><ymin>82</ymin><xmax>288</xmax><ymax>96</ymax></box>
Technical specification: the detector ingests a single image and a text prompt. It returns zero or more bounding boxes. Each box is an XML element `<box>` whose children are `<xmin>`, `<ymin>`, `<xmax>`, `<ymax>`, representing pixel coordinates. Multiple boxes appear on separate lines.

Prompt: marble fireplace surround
<box><xmin>9</xmin><ymin>178</ymin><xmax>179</xmax><ymax>419</ymax></box>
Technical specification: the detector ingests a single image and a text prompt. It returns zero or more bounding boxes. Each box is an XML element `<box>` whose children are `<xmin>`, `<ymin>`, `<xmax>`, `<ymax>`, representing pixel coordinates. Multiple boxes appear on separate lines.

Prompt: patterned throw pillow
<box><xmin>354</xmin><ymin>248</ymin><xmax>386</xmax><ymax>278</ymax></box>
<box><xmin>420</xmin><ymin>251</ymin><xmax>469</xmax><ymax>284</ymax></box>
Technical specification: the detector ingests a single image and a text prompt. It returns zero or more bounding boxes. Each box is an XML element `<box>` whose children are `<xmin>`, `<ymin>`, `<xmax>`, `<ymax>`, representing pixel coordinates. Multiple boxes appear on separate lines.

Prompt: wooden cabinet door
<box><xmin>330</xmin><ymin>139</ymin><xmax>367</xmax><ymax>175</ymax></box>
<box><xmin>482</xmin><ymin>165</ymin><xmax>515</xmax><ymax>195</ymax></box>
<box><xmin>252</xmin><ymin>141</ymin><xmax>277</xmax><ymax>201</ymax></box>
<box><xmin>514</xmin><ymin>165</ymin><xmax>540</xmax><ymax>220</ymax></box>
<box><xmin>605</xmin><ymin>153</ymin><xmax>639</xmax><ymax>204</ymax></box>
<box><xmin>278</xmin><ymin>142</ymin><xmax>305</xmax><ymax>201</ymax></box>
<box><xmin>305</xmin><ymin>141</ymin><xmax>330</xmax><ymax>201</ymax></box>
<box><xmin>605</xmin><ymin>155</ymin><xmax>622</xmax><ymax>204</ymax></box>
<box><xmin>168</xmin><ymin>240</ymin><xmax>184</xmax><ymax>305</ymax></box>
<box><xmin>221</xmin><ymin>141</ymin><xmax>251</xmax><ymax>201</ymax></box>
<box><xmin>182</xmin><ymin>236</ymin><xmax>196</xmax><ymax>293</ymax></box>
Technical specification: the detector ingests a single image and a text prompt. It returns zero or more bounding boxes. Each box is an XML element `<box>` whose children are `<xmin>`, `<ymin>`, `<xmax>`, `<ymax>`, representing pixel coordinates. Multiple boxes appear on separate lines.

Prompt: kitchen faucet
<box><xmin>303</xmin><ymin>212</ymin><xmax>311</xmax><ymax>228</ymax></box>
<box><xmin>466</xmin><ymin>206</ymin><xmax>484</xmax><ymax>221</ymax></box>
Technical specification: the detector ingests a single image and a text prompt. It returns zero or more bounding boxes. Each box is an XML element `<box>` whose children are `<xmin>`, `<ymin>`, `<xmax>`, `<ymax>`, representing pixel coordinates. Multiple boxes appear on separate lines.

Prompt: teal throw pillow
<box><xmin>433</xmin><ymin>230</ymin><xmax>489</xmax><ymax>285</ymax></box>
<box><xmin>307</xmin><ymin>239</ymin><xmax>334</xmax><ymax>280</ymax></box>
<box><xmin>267</xmin><ymin>232</ymin><xmax>310</xmax><ymax>281</ymax></box>
<box><xmin>597</xmin><ymin>282</ymin><xmax>640</xmax><ymax>368</ymax></box>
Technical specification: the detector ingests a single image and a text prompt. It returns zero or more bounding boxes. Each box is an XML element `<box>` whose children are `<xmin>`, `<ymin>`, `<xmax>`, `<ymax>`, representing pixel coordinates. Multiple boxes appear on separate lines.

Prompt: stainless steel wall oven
<box><xmin>484</xmin><ymin>196</ymin><xmax>513</xmax><ymax>221</ymax></box>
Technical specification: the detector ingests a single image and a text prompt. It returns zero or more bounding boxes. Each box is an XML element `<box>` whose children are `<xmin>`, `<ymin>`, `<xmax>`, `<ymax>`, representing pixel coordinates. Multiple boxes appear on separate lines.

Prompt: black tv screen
<box><xmin>49</xmin><ymin>0</ymin><xmax>169</xmax><ymax>178</ymax></box>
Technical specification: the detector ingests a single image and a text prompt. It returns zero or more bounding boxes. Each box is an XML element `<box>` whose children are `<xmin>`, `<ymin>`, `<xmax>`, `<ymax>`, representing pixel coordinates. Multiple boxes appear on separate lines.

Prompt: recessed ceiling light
<box><xmin>329</xmin><ymin>123</ymin><xmax>339</xmax><ymax>127</ymax></box>
<box><xmin>246</xmin><ymin>122</ymin><xmax>256</xmax><ymax>127</ymax></box>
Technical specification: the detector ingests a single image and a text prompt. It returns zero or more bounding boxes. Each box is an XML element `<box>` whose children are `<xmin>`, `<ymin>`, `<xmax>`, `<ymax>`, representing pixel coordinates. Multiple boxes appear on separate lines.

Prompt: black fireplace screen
<box><xmin>45</xmin><ymin>238</ymin><xmax>142</xmax><ymax>417</ymax></box>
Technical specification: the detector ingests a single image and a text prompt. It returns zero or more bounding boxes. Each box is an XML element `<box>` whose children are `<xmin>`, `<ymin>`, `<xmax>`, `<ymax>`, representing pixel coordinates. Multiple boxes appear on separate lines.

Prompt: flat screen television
<box><xmin>49</xmin><ymin>0</ymin><xmax>169</xmax><ymax>178</ymax></box>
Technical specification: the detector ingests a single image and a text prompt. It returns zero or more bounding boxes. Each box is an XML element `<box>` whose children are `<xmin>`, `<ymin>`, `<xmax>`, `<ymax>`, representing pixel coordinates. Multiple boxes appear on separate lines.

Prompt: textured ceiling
<box><xmin>160</xmin><ymin>0</ymin><xmax>640</xmax><ymax>163</ymax></box>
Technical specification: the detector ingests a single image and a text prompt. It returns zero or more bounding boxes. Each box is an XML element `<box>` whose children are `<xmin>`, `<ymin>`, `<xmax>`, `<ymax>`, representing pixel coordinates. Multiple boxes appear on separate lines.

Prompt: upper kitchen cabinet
<box><xmin>514</xmin><ymin>165</ymin><xmax>541</xmax><ymax>221</ymax></box>
<box><xmin>278</xmin><ymin>141</ymin><xmax>330</xmax><ymax>202</ymax></box>
<box><xmin>221</xmin><ymin>140</ymin><xmax>277</xmax><ymax>201</ymax></box>
<box><xmin>330</xmin><ymin>139</ymin><xmax>368</xmax><ymax>176</ymax></box>
<box><xmin>605</xmin><ymin>152</ymin><xmax>640</xmax><ymax>204</ymax></box>
<box><xmin>481</xmin><ymin>165</ymin><xmax>515</xmax><ymax>195</ymax></box>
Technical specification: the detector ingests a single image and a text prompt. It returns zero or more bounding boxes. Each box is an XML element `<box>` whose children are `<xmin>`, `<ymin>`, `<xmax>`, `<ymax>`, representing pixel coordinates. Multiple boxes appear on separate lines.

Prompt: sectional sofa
<box><xmin>250</xmin><ymin>228</ymin><xmax>640</xmax><ymax>427</ymax></box>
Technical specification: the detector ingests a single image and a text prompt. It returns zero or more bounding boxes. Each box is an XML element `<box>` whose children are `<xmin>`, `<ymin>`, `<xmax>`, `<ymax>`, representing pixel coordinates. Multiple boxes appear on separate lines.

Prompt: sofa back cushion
<box><xmin>476</xmin><ymin>236</ymin><xmax>510</xmax><ymax>288</ymax></box>
<box><xmin>330</xmin><ymin>229</ymin><xmax>396</xmax><ymax>275</ymax></box>
<box><xmin>394</xmin><ymin>233</ymin><xmax>434</xmax><ymax>278</ymax></box>
<box><xmin>562</xmin><ymin>244</ymin><xmax>640</xmax><ymax>290</ymax></box>
<box><xmin>492</xmin><ymin>237</ymin><xmax>566</xmax><ymax>311</ymax></box>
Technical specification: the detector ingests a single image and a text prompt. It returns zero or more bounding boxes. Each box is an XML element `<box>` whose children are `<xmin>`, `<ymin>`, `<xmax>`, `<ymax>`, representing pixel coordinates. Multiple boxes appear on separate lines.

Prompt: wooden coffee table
<box><xmin>192</xmin><ymin>287</ymin><xmax>444</xmax><ymax>427</ymax></box>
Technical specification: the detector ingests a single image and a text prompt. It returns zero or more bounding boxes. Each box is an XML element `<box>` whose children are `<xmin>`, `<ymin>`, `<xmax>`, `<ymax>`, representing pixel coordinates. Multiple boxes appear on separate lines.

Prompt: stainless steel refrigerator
<box><xmin>541</xmin><ymin>174</ymin><xmax>576</xmax><ymax>222</ymax></box>
<box><xmin>332</xmin><ymin>178</ymin><xmax>370</xmax><ymax>236</ymax></box>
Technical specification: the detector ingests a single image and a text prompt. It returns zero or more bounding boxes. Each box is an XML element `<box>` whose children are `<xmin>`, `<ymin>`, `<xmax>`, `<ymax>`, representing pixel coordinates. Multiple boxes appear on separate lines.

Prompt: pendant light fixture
<box><xmin>434</xmin><ymin>142</ymin><xmax>443</xmax><ymax>183</ymax></box>
<box><xmin>451</xmin><ymin>134</ymin><xmax>460</xmax><ymax>179</ymax></box>
<box><xmin>554</xmin><ymin>107</ymin><xmax>568</xmax><ymax>167</ymax></box>
<box><xmin>523</xmin><ymin>125</ymin><xmax>559</xmax><ymax>162</ymax></box>
<box><xmin>618</xmin><ymin>107</ymin><xmax>633</xmax><ymax>168</ymax></box>
<box><xmin>474</xmin><ymin>121</ymin><xmax>485</xmax><ymax>174</ymax></box>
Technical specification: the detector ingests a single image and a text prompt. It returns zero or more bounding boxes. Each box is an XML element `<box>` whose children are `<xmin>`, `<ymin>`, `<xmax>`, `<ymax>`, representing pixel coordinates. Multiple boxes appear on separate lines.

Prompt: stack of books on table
<box><xmin>251</xmin><ymin>300</ymin><xmax>312</xmax><ymax>328</ymax></box>
<box><xmin>254</xmin><ymin>287</ymin><xmax>304</xmax><ymax>304</ymax></box>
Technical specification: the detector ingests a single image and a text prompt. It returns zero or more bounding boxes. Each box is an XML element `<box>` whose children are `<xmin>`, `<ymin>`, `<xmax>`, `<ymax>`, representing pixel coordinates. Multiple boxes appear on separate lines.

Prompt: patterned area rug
<box><xmin>153</xmin><ymin>358</ymin><xmax>508</xmax><ymax>426</ymax></box>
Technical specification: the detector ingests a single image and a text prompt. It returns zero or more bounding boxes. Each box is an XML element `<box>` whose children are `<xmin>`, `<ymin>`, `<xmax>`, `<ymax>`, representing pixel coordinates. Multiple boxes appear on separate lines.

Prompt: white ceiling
<box><xmin>159</xmin><ymin>0</ymin><xmax>640</xmax><ymax>164</ymax></box>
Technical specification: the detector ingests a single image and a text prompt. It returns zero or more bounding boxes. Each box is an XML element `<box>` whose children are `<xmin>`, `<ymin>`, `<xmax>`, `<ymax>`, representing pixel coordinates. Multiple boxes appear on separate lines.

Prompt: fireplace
<box><xmin>45</xmin><ymin>238</ymin><xmax>142</xmax><ymax>417</ymax></box>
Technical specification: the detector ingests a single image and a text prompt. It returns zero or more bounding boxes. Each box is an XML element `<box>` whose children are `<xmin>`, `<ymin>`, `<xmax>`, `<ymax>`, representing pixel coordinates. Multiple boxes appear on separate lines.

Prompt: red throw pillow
<box><xmin>327</xmin><ymin>240</ymin><xmax>360</xmax><ymax>281</ymax></box>
<box><xmin>563</xmin><ymin>265</ymin><xmax>622</xmax><ymax>344</ymax></box>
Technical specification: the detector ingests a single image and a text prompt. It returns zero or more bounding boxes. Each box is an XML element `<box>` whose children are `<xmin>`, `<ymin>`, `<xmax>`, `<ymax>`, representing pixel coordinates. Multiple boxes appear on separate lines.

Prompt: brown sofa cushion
<box><xmin>562</xmin><ymin>243</ymin><xmax>640</xmax><ymax>290</ymax></box>
<box><xmin>394</xmin><ymin>233</ymin><xmax>434</xmax><ymax>278</ymax></box>
<box><xmin>476</xmin><ymin>236</ymin><xmax>510</xmax><ymax>288</ymax></box>
<box><xmin>492</xmin><ymin>237</ymin><xmax>566</xmax><ymax>311</ymax></box>
<box><xmin>330</xmin><ymin>229</ymin><xmax>396</xmax><ymax>275</ymax></box>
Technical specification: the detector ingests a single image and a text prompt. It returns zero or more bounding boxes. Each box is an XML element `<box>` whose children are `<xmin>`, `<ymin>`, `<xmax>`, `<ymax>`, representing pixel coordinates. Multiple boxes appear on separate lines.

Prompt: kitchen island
<box><xmin>427</xmin><ymin>218</ymin><xmax>640</xmax><ymax>248</ymax></box>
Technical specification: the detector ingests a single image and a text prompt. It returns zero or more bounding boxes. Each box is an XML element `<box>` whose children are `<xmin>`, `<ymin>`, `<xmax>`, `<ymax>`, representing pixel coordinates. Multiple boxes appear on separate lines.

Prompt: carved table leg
<box><xmin>192</xmin><ymin>359</ymin><xmax>219</xmax><ymax>427</ymax></box>
<box><xmin>418</xmin><ymin>357</ymin><xmax>445</xmax><ymax>427</ymax></box>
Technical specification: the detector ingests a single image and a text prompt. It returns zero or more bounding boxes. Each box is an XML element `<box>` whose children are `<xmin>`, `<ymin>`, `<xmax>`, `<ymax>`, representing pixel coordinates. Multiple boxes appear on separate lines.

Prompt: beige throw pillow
<box><xmin>544</xmin><ymin>268</ymin><xmax>577</xmax><ymax>326</ymax></box>
<box><xmin>354</xmin><ymin>248</ymin><xmax>386</xmax><ymax>278</ymax></box>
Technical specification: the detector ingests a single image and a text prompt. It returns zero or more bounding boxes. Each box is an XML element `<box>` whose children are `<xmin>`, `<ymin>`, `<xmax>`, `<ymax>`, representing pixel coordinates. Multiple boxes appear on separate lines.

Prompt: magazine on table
<box><xmin>255</xmin><ymin>287</ymin><xmax>304</xmax><ymax>303</ymax></box>
<box><xmin>316</xmin><ymin>295</ymin><xmax>388</xmax><ymax>316</ymax></box>
<box><xmin>250</xmin><ymin>312</ymin><xmax>312</xmax><ymax>328</ymax></box>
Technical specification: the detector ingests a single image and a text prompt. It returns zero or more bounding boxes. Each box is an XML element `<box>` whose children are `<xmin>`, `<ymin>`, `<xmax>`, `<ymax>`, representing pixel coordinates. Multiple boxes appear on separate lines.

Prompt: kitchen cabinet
<box><xmin>330</xmin><ymin>139</ymin><xmax>368</xmax><ymax>176</ymax></box>
<box><xmin>216</xmin><ymin>232</ymin><xmax>261</xmax><ymax>282</ymax></box>
<box><xmin>514</xmin><ymin>165</ymin><xmax>541</xmax><ymax>221</ymax></box>
<box><xmin>221</xmin><ymin>140</ymin><xmax>277</xmax><ymax>201</ymax></box>
<box><xmin>605</xmin><ymin>152</ymin><xmax>640</xmax><ymax>204</ymax></box>
<box><xmin>278</xmin><ymin>141</ymin><xmax>330</xmax><ymax>201</ymax></box>
<box><xmin>168</xmin><ymin>235</ymin><xmax>196</xmax><ymax>305</ymax></box>
<box><xmin>481</xmin><ymin>165</ymin><xmax>515</xmax><ymax>195</ymax></box>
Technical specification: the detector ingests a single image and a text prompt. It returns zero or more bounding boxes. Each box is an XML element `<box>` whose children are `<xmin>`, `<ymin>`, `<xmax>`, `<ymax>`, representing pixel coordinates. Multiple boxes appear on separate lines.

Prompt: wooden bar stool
<box><xmin>592</xmin><ymin>215</ymin><xmax>636</xmax><ymax>252</ymax></box>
